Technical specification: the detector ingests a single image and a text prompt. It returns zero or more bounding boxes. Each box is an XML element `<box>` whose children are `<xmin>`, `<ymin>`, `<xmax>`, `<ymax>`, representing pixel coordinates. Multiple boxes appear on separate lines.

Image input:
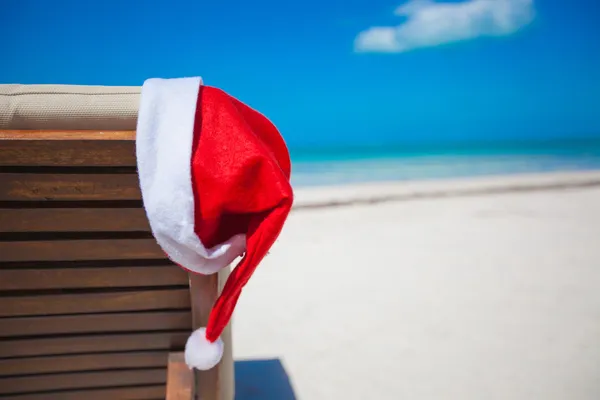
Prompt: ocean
<box><xmin>289</xmin><ymin>138</ymin><xmax>600</xmax><ymax>187</ymax></box>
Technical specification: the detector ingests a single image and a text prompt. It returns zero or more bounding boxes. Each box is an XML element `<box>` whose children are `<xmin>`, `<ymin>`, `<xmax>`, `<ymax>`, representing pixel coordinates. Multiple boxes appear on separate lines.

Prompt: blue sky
<box><xmin>1</xmin><ymin>0</ymin><xmax>599</xmax><ymax>149</ymax></box>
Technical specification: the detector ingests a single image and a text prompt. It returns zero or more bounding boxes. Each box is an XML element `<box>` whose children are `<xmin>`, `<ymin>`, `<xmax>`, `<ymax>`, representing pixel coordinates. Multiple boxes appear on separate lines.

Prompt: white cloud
<box><xmin>354</xmin><ymin>0</ymin><xmax>535</xmax><ymax>53</ymax></box>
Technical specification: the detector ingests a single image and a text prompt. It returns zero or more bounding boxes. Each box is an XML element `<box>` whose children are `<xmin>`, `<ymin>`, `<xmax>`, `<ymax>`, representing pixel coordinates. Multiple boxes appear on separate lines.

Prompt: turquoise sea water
<box><xmin>289</xmin><ymin>138</ymin><xmax>600</xmax><ymax>187</ymax></box>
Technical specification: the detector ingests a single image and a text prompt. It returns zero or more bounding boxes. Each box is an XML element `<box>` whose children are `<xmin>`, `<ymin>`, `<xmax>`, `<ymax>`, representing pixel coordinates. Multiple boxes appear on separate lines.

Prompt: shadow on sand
<box><xmin>235</xmin><ymin>358</ymin><xmax>297</xmax><ymax>400</ymax></box>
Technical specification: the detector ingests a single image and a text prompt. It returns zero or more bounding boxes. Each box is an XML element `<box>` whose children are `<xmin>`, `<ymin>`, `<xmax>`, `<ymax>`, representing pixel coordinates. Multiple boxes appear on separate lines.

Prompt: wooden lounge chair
<box><xmin>0</xmin><ymin>84</ymin><xmax>234</xmax><ymax>399</ymax></box>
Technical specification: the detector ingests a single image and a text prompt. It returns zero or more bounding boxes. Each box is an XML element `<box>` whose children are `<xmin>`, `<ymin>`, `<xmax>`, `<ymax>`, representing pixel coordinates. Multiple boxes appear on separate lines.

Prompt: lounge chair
<box><xmin>0</xmin><ymin>84</ymin><xmax>234</xmax><ymax>400</ymax></box>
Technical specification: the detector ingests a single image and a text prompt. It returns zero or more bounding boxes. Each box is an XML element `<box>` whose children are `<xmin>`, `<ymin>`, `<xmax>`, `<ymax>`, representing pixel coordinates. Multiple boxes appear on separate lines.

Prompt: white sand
<box><xmin>233</xmin><ymin>171</ymin><xmax>600</xmax><ymax>400</ymax></box>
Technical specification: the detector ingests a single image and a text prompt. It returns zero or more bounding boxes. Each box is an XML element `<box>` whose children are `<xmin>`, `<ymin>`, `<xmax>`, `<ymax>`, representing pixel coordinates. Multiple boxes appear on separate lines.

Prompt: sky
<box><xmin>1</xmin><ymin>0</ymin><xmax>599</xmax><ymax>150</ymax></box>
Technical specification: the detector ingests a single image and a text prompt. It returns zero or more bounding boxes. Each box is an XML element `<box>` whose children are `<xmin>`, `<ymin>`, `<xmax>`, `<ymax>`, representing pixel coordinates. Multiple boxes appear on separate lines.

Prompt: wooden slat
<box><xmin>0</xmin><ymin>239</ymin><xmax>164</xmax><ymax>262</ymax></box>
<box><xmin>0</xmin><ymin>208</ymin><xmax>149</xmax><ymax>232</ymax></box>
<box><xmin>0</xmin><ymin>266</ymin><xmax>187</xmax><ymax>291</ymax></box>
<box><xmin>0</xmin><ymin>385</ymin><xmax>165</xmax><ymax>400</ymax></box>
<box><xmin>0</xmin><ymin>351</ymin><xmax>169</xmax><ymax>376</ymax></box>
<box><xmin>0</xmin><ymin>130</ymin><xmax>136</xmax><ymax>167</ymax></box>
<box><xmin>166</xmin><ymin>352</ymin><xmax>194</xmax><ymax>400</ymax></box>
<box><xmin>0</xmin><ymin>131</ymin><xmax>136</xmax><ymax>141</ymax></box>
<box><xmin>0</xmin><ymin>288</ymin><xmax>190</xmax><ymax>317</ymax></box>
<box><xmin>0</xmin><ymin>311</ymin><xmax>191</xmax><ymax>337</ymax></box>
<box><xmin>189</xmin><ymin>272</ymin><xmax>222</xmax><ymax>400</ymax></box>
<box><xmin>0</xmin><ymin>331</ymin><xmax>188</xmax><ymax>358</ymax></box>
<box><xmin>0</xmin><ymin>368</ymin><xmax>166</xmax><ymax>395</ymax></box>
<box><xmin>0</xmin><ymin>173</ymin><xmax>141</xmax><ymax>201</ymax></box>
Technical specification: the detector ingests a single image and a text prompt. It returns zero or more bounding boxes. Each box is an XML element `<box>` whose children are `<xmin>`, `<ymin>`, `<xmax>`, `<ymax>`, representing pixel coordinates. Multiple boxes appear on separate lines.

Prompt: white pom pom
<box><xmin>184</xmin><ymin>327</ymin><xmax>224</xmax><ymax>370</ymax></box>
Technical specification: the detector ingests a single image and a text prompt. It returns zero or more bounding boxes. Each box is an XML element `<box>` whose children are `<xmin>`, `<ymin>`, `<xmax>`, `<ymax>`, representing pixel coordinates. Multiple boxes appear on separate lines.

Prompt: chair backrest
<box><xmin>0</xmin><ymin>129</ymin><xmax>193</xmax><ymax>399</ymax></box>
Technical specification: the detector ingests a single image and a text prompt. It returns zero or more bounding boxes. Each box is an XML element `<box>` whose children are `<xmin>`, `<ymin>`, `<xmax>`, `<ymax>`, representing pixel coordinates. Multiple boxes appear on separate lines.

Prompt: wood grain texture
<box><xmin>0</xmin><ymin>351</ymin><xmax>169</xmax><ymax>376</ymax></box>
<box><xmin>0</xmin><ymin>266</ymin><xmax>187</xmax><ymax>290</ymax></box>
<box><xmin>0</xmin><ymin>129</ymin><xmax>214</xmax><ymax>398</ymax></box>
<box><xmin>0</xmin><ymin>130</ymin><xmax>136</xmax><ymax>167</ymax></box>
<box><xmin>0</xmin><ymin>385</ymin><xmax>165</xmax><ymax>400</ymax></box>
<box><xmin>166</xmin><ymin>352</ymin><xmax>194</xmax><ymax>400</ymax></box>
<box><xmin>216</xmin><ymin>268</ymin><xmax>236</xmax><ymax>400</ymax></box>
<box><xmin>189</xmin><ymin>272</ymin><xmax>221</xmax><ymax>400</ymax></box>
<box><xmin>0</xmin><ymin>368</ymin><xmax>166</xmax><ymax>395</ymax></box>
<box><xmin>0</xmin><ymin>288</ymin><xmax>190</xmax><ymax>317</ymax></box>
<box><xmin>0</xmin><ymin>311</ymin><xmax>192</xmax><ymax>337</ymax></box>
<box><xmin>0</xmin><ymin>239</ymin><xmax>164</xmax><ymax>262</ymax></box>
<box><xmin>0</xmin><ymin>130</ymin><xmax>136</xmax><ymax>141</ymax></box>
<box><xmin>0</xmin><ymin>173</ymin><xmax>141</xmax><ymax>201</ymax></box>
<box><xmin>0</xmin><ymin>208</ymin><xmax>149</xmax><ymax>232</ymax></box>
<box><xmin>0</xmin><ymin>331</ymin><xmax>188</xmax><ymax>358</ymax></box>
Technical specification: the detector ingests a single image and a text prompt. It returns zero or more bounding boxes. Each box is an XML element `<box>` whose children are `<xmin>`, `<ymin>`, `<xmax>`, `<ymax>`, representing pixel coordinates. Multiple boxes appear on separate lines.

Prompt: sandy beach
<box><xmin>232</xmin><ymin>171</ymin><xmax>600</xmax><ymax>400</ymax></box>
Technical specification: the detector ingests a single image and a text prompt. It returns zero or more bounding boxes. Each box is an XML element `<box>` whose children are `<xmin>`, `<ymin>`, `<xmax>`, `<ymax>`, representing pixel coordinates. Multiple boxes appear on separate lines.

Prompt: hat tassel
<box><xmin>184</xmin><ymin>327</ymin><xmax>224</xmax><ymax>371</ymax></box>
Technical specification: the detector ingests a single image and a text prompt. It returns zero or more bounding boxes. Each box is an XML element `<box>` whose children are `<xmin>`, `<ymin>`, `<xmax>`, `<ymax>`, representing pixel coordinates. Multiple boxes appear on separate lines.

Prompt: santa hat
<box><xmin>135</xmin><ymin>77</ymin><xmax>293</xmax><ymax>370</ymax></box>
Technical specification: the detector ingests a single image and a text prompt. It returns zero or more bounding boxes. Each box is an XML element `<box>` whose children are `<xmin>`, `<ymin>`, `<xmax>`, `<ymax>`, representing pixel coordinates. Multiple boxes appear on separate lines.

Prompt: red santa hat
<box><xmin>135</xmin><ymin>77</ymin><xmax>293</xmax><ymax>370</ymax></box>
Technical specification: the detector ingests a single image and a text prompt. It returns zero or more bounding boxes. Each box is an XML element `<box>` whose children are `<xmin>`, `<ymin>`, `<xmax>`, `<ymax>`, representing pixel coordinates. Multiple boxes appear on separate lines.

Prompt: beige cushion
<box><xmin>0</xmin><ymin>84</ymin><xmax>140</xmax><ymax>130</ymax></box>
